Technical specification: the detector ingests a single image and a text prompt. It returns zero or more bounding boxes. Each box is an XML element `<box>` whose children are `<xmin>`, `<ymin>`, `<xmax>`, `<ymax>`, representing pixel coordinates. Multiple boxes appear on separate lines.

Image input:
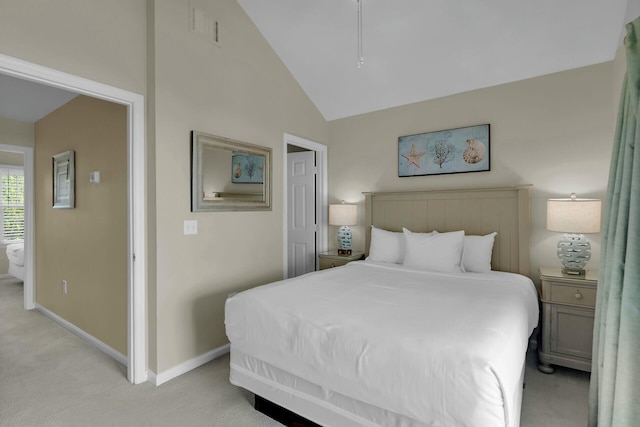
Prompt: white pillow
<box><xmin>403</xmin><ymin>229</ymin><xmax>465</xmax><ymax>273</ymax></box>
<box><xmin>367</xmin><ymin>226</ymin><xmax>405</xmax><ymax>264</ymax></box>
<box><xmin>401</xmin><ymin>227</ymin><xmax>433</xmax><ymax>235</ymax></box>
<box><xmin>462</xmin><ymin>232</ymin><xmax>497</xmax><ymax>273</ymax></box>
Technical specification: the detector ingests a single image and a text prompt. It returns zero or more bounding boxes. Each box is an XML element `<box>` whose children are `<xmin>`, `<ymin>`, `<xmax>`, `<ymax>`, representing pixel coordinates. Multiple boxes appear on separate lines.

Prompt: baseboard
<box><xmin>0</xmin><ymin>273</ymin><xmax>13</xmax><ymax>279</ymax></box>
<box><xmin>35</xmin><ymin>303</ymin><xmax>127</xmax><ymax>366</ymax></box>
<box><xmin>150</xmin><ymin>343</ymin><xmax>230</xmax><ymax>386</ymax></box>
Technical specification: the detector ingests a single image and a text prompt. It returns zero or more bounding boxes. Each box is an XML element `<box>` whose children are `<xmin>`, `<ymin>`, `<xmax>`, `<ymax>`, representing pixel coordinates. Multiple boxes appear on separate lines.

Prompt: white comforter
<box><xmin>225</xmin><ymin>261</ymin><xmax>539</xmax><ymax>426</ymax></box>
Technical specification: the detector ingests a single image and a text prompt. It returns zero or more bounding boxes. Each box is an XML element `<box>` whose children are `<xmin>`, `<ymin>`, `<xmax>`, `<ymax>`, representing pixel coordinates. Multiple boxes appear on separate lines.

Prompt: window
<box><xmin>0</xmin><ymin>166</ymin><xmax>24</xmax><ymax>244</ymax></box>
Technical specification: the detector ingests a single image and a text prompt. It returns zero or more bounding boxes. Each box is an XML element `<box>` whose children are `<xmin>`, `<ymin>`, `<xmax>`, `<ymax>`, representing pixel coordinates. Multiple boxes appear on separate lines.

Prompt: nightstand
<box><xmin>318</xmin><ymin>251</ymin><xmax>364</xmax><ymax>270</ymax></box>
<box><xmin>538</xmin><ymin>267</ymin><xmax>598</xmax><ymax>374</ymax></box>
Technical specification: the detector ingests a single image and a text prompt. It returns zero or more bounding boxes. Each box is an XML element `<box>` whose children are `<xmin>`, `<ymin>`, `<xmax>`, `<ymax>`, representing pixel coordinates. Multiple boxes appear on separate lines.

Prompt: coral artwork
<box><xmin>428</xmin><ymin>140</ymin><xmax>456</xmax><ymax>168</ymax></box>
<box><xmin>398</xmin><ymin>124</ymin><xmax>490</xmax><ymax>177</ymax></box>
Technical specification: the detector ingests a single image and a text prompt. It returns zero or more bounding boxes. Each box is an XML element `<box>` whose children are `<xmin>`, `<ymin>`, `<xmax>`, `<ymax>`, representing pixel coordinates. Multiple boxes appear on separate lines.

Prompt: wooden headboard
<box><xmin>363</xmin><ymin>186</ymin><xmax>532</xmax><ymax>276</ymax></box>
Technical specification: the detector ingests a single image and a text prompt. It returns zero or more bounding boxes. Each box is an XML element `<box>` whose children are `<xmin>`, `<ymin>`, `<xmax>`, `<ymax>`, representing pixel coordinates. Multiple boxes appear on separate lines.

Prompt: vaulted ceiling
<box><xmin>0</xmin><ymin>1</ymin><xmax>631</xmax><ymax>123</ymax></box>
<box><xmin>237</xmin><ymin>0</ymin><xmax>629</xmax><ymax>121</ymax></box>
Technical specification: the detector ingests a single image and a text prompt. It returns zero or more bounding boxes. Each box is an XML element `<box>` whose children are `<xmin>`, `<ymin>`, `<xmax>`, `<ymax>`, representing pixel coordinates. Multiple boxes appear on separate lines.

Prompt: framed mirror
<box><xmin>191</xmin><ymin>131</ymin><xmax>272</xmax><ymax>212</ymax></box>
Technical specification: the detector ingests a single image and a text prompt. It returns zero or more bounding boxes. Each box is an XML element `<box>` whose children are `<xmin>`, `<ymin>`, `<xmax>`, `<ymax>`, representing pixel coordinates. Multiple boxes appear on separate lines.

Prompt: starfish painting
<box><xmin>402</xmin><ymin>144</ymin><xmax>426</xmax><ymax>168</ymax></box>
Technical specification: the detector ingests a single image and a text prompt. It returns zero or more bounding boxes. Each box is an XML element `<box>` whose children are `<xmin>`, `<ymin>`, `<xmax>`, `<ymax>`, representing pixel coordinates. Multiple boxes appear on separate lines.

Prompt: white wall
<box><xmin>327</xmin><ymin>63</ymin><xmax>616</xmax><ymax>285</ymax></box>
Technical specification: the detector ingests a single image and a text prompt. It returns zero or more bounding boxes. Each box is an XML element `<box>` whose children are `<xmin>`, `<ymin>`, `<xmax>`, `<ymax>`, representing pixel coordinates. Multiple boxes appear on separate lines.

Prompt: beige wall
<box><xmin>1</xmin><ymin>0</ymin><xmax>148</xmax><ymax>357</ymax></box>
<box><xmin>327</xmin><ymin>63</ymin><xmax>616</xmax><ymax>285</ymax></box>
<box><xmin>0</xmin><ymin>117</ymin><xmax>34</xmax><ymax>148</ymax></box>
<box><xmin>0</xmin><ymin>0</ymin><xmax>328</xmax><ymax>377</ymax></box>
<box><xmin>149</xmin><ymin>0</ymin><xmax>328</xmax><ymax>373</ymax></box>
<box><xmin>35</xmin><ymin>96</ymin><xmax>128</xmax><ymax>354</ymax></box>
<box><xmin>0</xmin><ymin>0</ymin><xmax>147</xmax><ymax>96</ymax></box>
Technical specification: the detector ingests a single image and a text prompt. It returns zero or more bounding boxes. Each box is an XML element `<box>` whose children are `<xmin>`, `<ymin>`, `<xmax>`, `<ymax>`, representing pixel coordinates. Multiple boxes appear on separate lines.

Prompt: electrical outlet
<box><xmin>62</xmin><ymin>280</ymin><xmax>67</xmax><ymax>295</ymax></box>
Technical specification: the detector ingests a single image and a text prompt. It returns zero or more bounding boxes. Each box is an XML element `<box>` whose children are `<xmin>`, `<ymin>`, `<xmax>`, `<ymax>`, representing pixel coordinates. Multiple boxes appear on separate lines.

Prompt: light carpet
<box><xmin>0</xmin><ymin>278</ymin><xmax>589</xmax><ymax>426</ymax></box>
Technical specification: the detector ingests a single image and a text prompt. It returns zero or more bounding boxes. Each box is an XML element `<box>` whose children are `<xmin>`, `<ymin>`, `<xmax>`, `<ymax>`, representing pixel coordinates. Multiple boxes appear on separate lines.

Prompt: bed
<box><xmin>225</xmin><ymin>186</ymin><xmax>537</xmax><ymax>427</ymax></box>
<box><xmin>6</xmin><ymin>242</ymin><xmax>24</xmax><ymax>281</ymax></box>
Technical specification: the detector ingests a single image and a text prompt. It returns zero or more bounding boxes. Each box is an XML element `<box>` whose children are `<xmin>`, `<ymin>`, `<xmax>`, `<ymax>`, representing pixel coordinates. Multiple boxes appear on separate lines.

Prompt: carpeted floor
<box><xmin>0</xmin><ymin>277</ymin><xmax>590</xmax><ymax>426</ymax></box>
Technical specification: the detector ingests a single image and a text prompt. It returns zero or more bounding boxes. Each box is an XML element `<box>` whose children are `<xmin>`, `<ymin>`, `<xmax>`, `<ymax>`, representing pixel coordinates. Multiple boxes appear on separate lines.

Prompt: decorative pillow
<box><xmin>402</xmin><ymin>229</ymin><xmax>465</xmax><ymax>273</ymax></box>
<box><xmin>462</xmin><ymin>232</ymin><xmax>497</xmax><ymax>273</ymax></box>
<box><xmin>367</xmin><ymin>226</ymin><xmax>405</xmax><ymax>264</ymax></box>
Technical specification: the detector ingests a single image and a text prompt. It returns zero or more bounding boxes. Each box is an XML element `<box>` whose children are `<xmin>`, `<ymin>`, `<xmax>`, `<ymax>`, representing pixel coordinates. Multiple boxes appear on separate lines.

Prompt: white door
<box><xmin>287</xmin><ymin>151</ymin><xmax>316</xmax><ymax>277</ymax></box>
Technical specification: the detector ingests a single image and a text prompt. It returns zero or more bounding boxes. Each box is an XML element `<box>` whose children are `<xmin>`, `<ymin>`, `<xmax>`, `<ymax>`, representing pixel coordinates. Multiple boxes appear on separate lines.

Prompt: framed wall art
<box><xmin>53</xmin><ymin>150</ymin><xmax>75</xmax><ymax>209</ymax></box>
<box><xmin>398</xmin><ymin>124</ymin><xmax>490</xmax><ymax>177</ymax></box>
<box><xmin>231</xmin><ymin>152</ymin><xmax>265</xmax><ymax>184</ymax></box>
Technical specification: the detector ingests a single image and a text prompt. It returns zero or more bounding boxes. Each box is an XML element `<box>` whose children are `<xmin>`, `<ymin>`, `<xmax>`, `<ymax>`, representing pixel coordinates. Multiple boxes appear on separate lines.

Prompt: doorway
<box><xmin>0</xmin><ymin>53</ymin><xmax>147</xmax><ymax>384</ymax></box>
<box><xmin>0</xmin><ymin>145</ymin><xmax>31</xmax><ymax>293</ymax></box>
<box><xmin>283</xmin><ymin>133</ymin><xmax>327</xmax><ymax>278</ymax></box>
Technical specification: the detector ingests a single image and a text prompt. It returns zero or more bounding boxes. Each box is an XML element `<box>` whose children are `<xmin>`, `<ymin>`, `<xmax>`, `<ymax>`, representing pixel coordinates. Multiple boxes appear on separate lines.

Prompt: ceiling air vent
<box><xmin>190</xmin><ymin>4</ymin><xmax>220</xmax><ymax>47</ymax></box>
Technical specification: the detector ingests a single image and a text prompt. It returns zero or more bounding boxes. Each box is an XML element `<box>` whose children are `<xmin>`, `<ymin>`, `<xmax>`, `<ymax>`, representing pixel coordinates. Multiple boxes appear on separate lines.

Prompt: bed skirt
<box><xmin>230</xmin><ymin>347</ymin><xmax>525</xmax><ymax>427</ymax></box>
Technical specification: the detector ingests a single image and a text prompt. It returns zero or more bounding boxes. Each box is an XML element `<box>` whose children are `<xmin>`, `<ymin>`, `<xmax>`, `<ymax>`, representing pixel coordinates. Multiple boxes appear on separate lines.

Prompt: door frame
<box><xmin>0</xmin><ymin>53</ymin><xmax>147</xmax><ymax>384</ymax></box>
<box><xmin>283</xmin><ymin>133</ymin><xmax>327</xmax><ymax>277</ymax></box>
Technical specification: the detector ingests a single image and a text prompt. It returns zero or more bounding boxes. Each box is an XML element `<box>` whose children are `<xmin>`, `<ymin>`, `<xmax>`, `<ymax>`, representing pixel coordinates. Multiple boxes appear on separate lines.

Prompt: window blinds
<box><xmin>0</xmin><ymin>166</ymin><xmax>25</xmax><ymax>243</ymax></box>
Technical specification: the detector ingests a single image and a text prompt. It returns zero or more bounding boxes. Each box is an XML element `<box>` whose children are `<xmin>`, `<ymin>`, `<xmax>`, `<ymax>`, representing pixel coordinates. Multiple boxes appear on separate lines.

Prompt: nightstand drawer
<box><xmin>320</xmin><ymin>259</ymin><xmax>343</xmax><ymax>269</ymax></box>
<box><xmin>549</xmin><ymin>283</ymin><xmax>596</xmax><ymax>307</ymax></box>
<box><xmin>318</xmin><ymin>251</ymin><xmax>364</xmax><ymax>270</ymax></box>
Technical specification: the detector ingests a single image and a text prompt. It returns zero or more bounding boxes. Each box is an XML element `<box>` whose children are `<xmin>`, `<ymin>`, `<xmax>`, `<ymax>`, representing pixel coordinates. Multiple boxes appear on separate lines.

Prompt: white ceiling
<box><xmin>0</xmin><ymin>73</ymin><xmax>77</xmax><ymax>123</ymax></box>
<box><xmin>237</xmin><ymin>0</ymin><xmax>629</xmax><ymax>121</ymax></box>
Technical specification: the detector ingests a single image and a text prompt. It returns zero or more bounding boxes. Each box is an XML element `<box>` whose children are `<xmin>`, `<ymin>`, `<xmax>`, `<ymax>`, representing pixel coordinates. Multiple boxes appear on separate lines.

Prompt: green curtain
<box><xmin>588</xmin><ymin>17</ymin><xmax>640</xmax><ymax>427</ymax></box>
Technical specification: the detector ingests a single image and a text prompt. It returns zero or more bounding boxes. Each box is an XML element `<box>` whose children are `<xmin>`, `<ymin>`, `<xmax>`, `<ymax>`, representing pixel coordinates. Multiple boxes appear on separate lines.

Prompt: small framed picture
<box><xmin>231</xmin><ymin>152</ymin><xmax>265</xmax><ymax>184</ymax></box>
<box><xmin>398</xmin><ymin>124</ymin><xmax>490</xmax><ymax>177</ymax></box>
<box><xmin>53</xmin><ymin>150</ymin><xmax>75</xmax><ymax>209</ymax></box>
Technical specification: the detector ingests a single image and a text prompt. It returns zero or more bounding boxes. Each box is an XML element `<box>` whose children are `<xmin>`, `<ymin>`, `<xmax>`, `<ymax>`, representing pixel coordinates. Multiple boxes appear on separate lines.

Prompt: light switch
<box><xmin>184</xmin><ymin>220</ymin><xmax>198</xmax><ymax>235</ymax></box>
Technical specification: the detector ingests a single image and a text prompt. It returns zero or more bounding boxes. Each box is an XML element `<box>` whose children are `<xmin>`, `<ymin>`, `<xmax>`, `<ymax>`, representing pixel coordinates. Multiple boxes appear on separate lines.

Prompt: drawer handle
<box><xmin>574</xmin><ymin>290</ymin><xmax>583</xmax><ymax>300</ymax></box>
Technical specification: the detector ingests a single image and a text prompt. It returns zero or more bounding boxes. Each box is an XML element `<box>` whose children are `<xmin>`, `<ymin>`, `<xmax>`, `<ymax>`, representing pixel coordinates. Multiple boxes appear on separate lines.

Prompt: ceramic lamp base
<box><xmin>337</xmin><ymin>225</ymin><xmax>352</xmax><ymax>255</ymax></box>
<box><xmin>557</xmin><ymin>233</ymin><xmax>591</xmax><ymax>274</ymax></box>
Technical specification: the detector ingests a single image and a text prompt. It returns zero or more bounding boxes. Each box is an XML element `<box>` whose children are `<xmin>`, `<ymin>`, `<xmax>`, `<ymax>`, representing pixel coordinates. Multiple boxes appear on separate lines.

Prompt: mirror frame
<box><xmin>191</xmin><ymin>131</ymin><xmax>272</xmax><ymax>212</ymax></box>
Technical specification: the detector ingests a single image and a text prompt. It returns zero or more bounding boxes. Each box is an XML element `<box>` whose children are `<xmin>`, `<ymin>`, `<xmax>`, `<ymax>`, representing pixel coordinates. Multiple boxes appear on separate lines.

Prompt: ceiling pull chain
<box><xmin>357</xmin><ymin>0</ymin><xmax>364</xmax><ymax>68</ymax></box>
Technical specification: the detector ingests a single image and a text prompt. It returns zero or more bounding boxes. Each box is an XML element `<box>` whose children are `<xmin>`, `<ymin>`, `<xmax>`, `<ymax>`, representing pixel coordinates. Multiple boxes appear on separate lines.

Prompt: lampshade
<box><xmin>547</xmin><ymin>194</ymin><xmax>601</xmax><ymax>234</ymax></box>
<box><xmin>329</xmin><ymin>203</ymin><xmax>357</xmax><ymax>226</ymax></box>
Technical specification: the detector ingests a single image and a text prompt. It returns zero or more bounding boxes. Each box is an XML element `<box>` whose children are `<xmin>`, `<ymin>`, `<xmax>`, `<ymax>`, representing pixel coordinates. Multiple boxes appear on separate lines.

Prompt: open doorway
<box><xmin>0</xmin><ymin>146</ymin><xmax>28</xmax><ymax>285</ymax></box>
<box><xmin>283</xmin><ymin>133</ymin><xmax>328</xmax><ymax>278</ymax></box>
<box><xmin>0</xmin><ymin>53</ymin><xmax>147</xmax><ymax>384</ymax></box>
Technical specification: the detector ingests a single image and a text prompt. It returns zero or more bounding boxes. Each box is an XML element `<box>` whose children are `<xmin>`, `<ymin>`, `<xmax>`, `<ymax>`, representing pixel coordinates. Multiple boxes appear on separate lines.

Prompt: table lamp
<box><xmin>329</xmin><ymin>202</ymin><xmax>357</xmax><ymax>255</ymax></box>
<box><xmin>547</xmin><ymin>193</ymin><xmax>601</xmax><ymax>275</ymax></box>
